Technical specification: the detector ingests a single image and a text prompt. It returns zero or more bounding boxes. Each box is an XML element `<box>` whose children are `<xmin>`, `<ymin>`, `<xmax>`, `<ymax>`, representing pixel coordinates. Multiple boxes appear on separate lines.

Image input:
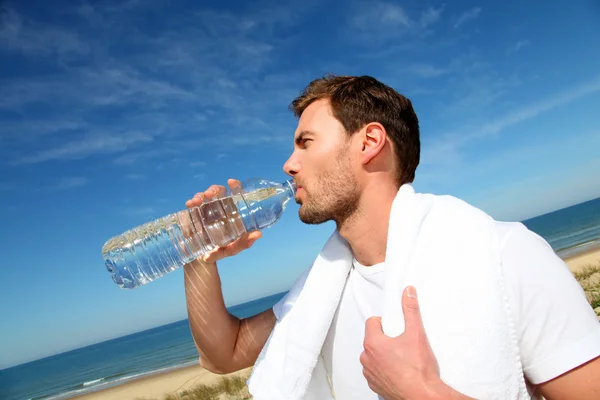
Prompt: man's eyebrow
<box><xmin>295</xmin><ymin>130</ymin><xmax>315</xmax><ymax>144</ymax></box>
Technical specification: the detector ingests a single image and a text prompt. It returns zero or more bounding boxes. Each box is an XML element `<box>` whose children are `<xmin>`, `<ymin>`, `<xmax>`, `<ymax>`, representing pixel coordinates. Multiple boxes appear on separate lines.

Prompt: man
<box><xmin>184</xmin><ymin>75</ymin><xmax>600</xmax><ymax>399</ymax></box>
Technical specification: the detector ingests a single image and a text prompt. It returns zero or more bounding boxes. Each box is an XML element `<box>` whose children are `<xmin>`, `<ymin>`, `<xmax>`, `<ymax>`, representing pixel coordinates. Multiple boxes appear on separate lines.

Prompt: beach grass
<box><xmin>572</xmin><ymin>261</ymin><xmax>600</xmax><ymax>316</ymax></box>
<box><xmin>136</xmin><ymin>370</ymin><xmax>253</xmax><ymax>400</ymax></box>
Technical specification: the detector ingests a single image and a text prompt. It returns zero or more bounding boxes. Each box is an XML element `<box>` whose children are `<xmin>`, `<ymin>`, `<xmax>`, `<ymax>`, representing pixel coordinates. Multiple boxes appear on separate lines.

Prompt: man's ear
<box><xmin>360</xmin><ymin>122</ymin><xmax>387</xmax><ymax>165</ymax></box>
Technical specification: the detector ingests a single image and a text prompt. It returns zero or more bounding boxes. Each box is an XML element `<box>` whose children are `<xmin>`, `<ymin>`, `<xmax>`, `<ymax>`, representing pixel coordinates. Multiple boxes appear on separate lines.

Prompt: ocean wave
<box><xmin>550</xmin><ymin>225</ymin><xmax>600</xmax><ymax>248</ymax></box>
<box><xmin>43</xmin><ymin>360</ymin><xmax>199</xmax><ymax>400</ymax></box>
<box><xmin>557</xmin><ymin>238</ymin><xmax>600</xmax><ymax>258</ymax></box>
<box><xmin>82</xmin><ymin>377</ymin><xmax>105</xmax><ymax>387</ymax></box>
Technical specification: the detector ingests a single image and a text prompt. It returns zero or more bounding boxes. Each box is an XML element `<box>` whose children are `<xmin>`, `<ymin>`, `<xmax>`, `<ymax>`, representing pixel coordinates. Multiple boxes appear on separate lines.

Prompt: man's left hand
<box><xmin>360</xmin><ymin>286</ymin><xmax>472</xmax><ymax>400</ymax></box>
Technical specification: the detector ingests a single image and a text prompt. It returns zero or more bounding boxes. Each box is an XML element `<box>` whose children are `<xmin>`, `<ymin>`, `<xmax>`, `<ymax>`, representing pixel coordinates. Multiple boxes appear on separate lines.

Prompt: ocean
<box><xmin>1</xmin><ymin>197</ymin><xmax>599</xmax><ymax>400</ymax></box>
<box><xmin>521</xmin><ymin>197</ymin><xmax>600</xmax><ymax>257</ymax></box>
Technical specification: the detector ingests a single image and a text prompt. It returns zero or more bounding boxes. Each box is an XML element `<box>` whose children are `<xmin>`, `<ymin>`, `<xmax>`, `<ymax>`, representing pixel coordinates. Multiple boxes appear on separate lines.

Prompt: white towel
<box><xmin>247</xmin><ymin>184</ymin><xmax>531</xmax><ymax>399</ymax></box>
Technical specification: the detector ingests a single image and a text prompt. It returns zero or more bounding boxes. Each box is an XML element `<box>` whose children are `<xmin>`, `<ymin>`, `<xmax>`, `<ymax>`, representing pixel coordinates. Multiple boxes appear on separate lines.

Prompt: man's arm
<box><xmin>183</xmin><ymin>180</ymin><xmax>276</xmax><ymax>374</ymax></box>
<box><xmin>536</xmin><ymin>356</ymin><xmax>600</xmax><ymax>400</ymax></box>
<box><xmin>184</xmin><ymin>259</ymin><xmax>275</xmax><ymax>374</ymax></box>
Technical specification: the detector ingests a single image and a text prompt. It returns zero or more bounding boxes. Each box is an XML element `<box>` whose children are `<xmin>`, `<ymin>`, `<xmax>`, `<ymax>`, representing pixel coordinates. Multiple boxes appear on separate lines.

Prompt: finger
<box><xmin>402</xmin><ymin>286</ymin><xmax>425</xmax><ymax>335</ymax></box>
<box><xmin>227</xmin><ymin>179</ymin><xmax>243</xmax><ymax>195</ymax></box>
<box><xmin>364</xmin><ymin>316</ymin><xmax>383</xmax><ymax>340</ymax></box>
<box><xmin>187</xmin><ymin>192</ymin><xmax>205</xmax><ymax>208</ymax></box>
<box><xmin>246</xmin><ymin>230</ymin><xmax>262</xmax><ymax>241</ymax></box>
<box><xmin>223</xmin><ymin>232</ymin><xmax>262</xmax><ymax>257</ymax></box>
<box><xmin>204</xmin><ymin>185</ymin><xmax>226</xmax><ymax>200</ymax></box>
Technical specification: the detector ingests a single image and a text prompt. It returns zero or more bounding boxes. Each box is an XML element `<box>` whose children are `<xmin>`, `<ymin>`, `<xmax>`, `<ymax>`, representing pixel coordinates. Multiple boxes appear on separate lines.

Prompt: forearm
<box><xmin>184</xmin><ymin>258</ymin><xmax>240</xmax><ymax>372</ymax></box>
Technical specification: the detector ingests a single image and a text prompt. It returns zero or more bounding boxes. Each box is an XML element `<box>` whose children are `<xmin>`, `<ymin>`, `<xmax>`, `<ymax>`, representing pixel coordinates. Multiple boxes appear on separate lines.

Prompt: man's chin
<box><xmin>298</xmin><ymin>209</ymin><xmax>330</xmax><ymax>225</ymax></box>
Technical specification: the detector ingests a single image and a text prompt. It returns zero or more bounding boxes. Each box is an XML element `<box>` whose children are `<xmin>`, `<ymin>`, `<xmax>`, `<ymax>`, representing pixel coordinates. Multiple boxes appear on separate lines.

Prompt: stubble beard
<box><xmin>297</xmin><ymin>150</ymin><xmax>360</xmax><ymax>227</ymax></box>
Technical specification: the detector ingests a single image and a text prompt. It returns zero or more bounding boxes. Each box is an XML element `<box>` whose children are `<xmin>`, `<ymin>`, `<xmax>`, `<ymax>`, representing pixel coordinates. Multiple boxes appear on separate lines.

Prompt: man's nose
<box><xmin>283</xmin><ymin>154</ymin><xmax>299</xmax><ymax>176</ymax></box>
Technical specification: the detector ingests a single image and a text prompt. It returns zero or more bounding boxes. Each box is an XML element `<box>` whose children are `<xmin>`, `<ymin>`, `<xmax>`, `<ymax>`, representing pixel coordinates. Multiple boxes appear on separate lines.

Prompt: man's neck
<box><xmin>337</xmin><ymin>179</ymin><xmax>398</xmax><ymax>267</ymax></box>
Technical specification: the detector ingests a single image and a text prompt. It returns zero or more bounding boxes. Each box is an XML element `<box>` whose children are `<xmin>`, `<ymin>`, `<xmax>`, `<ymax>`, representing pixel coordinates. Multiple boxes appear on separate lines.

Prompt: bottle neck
<box><xmin>284</xmin><ymin>179</ymin><xmax>297</xmax><ymax>197</ymax></box>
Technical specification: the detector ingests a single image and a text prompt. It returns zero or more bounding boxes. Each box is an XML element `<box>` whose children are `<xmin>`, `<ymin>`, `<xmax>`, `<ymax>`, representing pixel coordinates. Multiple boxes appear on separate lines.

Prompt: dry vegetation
<box><xmin>135</xmin><ymin>370</ymin><xmax>253</xmax><ymax>400</ymax></box>
<box><xmin>572</xmin><ymin>262</ymin><xmax>600</xmax><ymax>316</ymax></box>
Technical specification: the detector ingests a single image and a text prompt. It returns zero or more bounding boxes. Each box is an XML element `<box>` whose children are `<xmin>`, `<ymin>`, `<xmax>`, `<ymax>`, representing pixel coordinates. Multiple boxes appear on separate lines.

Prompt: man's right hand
<box><xmin>184</xmin><ymin>178</ymin><xmax>262</xmax><ymax>265</ymax></box>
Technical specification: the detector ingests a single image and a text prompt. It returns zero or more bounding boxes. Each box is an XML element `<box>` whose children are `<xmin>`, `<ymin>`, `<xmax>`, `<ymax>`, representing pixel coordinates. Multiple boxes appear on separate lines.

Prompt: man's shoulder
<box><xmin>492</xmin><ymin>219</ymin><xmax>556</xmax><ymax>261</ymax></box>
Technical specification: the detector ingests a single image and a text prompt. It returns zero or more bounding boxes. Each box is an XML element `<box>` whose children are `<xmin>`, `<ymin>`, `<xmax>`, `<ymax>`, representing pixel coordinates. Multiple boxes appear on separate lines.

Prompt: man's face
<box><xmin>283</xmin><ymin>99</ymin><xmax>360</xmax><ymax>226</ymax></box>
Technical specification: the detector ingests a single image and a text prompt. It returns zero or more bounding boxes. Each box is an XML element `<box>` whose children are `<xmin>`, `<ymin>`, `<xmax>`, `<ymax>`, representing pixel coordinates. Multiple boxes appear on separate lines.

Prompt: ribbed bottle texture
<box><xmin>102</xmin><ymin>179</ymin><xmax>296</xmax><ymax>289</ymax></box>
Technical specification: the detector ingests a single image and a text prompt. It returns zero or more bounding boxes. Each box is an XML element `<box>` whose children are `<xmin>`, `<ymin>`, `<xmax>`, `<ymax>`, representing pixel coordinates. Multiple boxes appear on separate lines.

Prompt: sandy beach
<box><xmin>71</xmin><ymin>364</ymin><xmax>253</xmax><ymax>400</ymax></box>
<box><xmin>563</xmin><ymin>245</ymin><xmax>600</xmax><ymax>273</ymax></box>
<box><xmin>71</xmin><ymin>247</ymin><xmax>600</xmax><ymax>400</ymax></box>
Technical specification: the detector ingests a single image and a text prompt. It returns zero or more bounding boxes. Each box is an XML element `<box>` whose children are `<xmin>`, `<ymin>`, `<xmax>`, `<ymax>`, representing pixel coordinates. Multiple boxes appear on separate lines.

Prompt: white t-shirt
<box><xmin>272</xmin><ymin>221</ymin><xmax>600</xmax><ymax>399</ymax></box>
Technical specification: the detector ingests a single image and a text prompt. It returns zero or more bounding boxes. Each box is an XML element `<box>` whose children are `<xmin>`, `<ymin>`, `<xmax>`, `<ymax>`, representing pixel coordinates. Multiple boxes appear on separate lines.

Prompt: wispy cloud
<box><xmin>507</xmin><ymin>40</ymin><xmax>531</xmax><ymax>54</ymax></box>
<box><xmin>0</xmin><ymin>6</ymin><xmax>89</xmax><ymax>57</ymax></box>
<box><xmin>112</xmin><ymin>148</ymin><xmax>178</xmax><ymax>166</ymax></box>
<box><xmin>420</xmin><ymin>6</ymin><xmax>443</xmax><ymax>28</ymax></box>
<box><xmin>350</xmin><ymin>2</ymin><xmax>442</xmax><ymax>41</ymax></box>
<box><xmin>404</xmin><ymin>63</ymin><xmax>449</xmax><ymax>78</ymax></box>
<box><xmin>422</xmin><ymin>76</ymin><xmax>600</xmax><ymax>166</ymax></box>
<box><xmin>1</xmin><ymin>2</ymin><xmax>306</xmax><ymax>168</ymax></box>
<box><xmin>454</xmin><ymin>7</ymin><xmax>481</xmax><ymax>29</ymax></box>
<box><xmin>0</xmin><ymin>119</ymin><xmax>89</xmax><ymax>144</ymax></box>
<box><xmin>12</xmin><ymin>133</ymin><xmax>153</xmax><ymax>165</ymax></box>
<box><xmin>468</xmin><ymin>77</ymin><xmax>600</xmax><ymax>140</ymax></box>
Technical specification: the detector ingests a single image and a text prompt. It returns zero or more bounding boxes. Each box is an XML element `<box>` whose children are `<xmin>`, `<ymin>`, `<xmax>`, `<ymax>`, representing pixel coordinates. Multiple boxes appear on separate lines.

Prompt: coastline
<box><xmin>69</xmin><ymin>364</ymin><xmax>252</xmax><ymax>400</ymax></box>
<box><xmin>561</xmin><ymin>241</ymin><xmax>600</xmax><ymax>272</ymax></box>
<box><xmin>67</xmin><ymin>243</ymin><xmax>600</xmax><ymax>400</ymax></box>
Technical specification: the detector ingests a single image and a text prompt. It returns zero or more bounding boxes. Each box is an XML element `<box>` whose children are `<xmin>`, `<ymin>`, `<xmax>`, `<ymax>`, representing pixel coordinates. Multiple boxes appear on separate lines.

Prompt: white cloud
<box><xmin>420</xmin><ymin>6</ymin><xmax>443</xmax><ymax>28</ymax></box>
<box><xmin>350</xmin><ymin>2</ymin><xmax>441</xmax><ymax>40</ymax></box>
<box><xmin>112</xmin><ymin>148</ymin><xmax>179</xmax><ymax>166</ymax></box>
<box><xmin>1</xmin><ymin>2</ymin><xmax>308</xmax><ymax>168</ymax></box>
<box><xmin>12</xmin><ymin>133</ymin><xmax>153</xmax><ymax>165</ymax></box>
<box><xmin>507</xmin><ymin>40</ymin><xmax>531</xmax><ymax>54</ymax></box>
<box><xmin>0</xmin><ymin>6</ymin><xmax>89</xmax><ymax>57</ymax></box>
<box><xmin>352</xmin><ymin>2</ymin><xmax>410</xmax><ymax>28</ymax></box>
<box><xmin>431</xmin><ymin>53</ymin><xmax>523</xmax><ymax>117</ymax></box>
<box><xmin>405</xmin><ymin>63</ymin><xmax>449</xmax><ymax>78</ymax></box>
<box><xmin>454</xmin><ymin>7</ymin><xmax>481</xmax><ymax>29</ymax></box>
<box><xmin>0</xmin><ymin>119</ymin><xmax>88</xmax><ymax>146</ymax></box>
<box><xmin>468</xmin><ymin>76</ymin><xmax>600</xmax><ymax>140</ymax></box>
<box><xmin>422</xmin><ymin>76</ymin><xmax>600</xmax><ymax>167</ymax></box>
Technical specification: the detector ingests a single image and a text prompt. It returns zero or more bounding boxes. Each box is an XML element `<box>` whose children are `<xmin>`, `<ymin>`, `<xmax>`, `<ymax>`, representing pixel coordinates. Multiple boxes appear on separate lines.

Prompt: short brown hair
<box><xmin>290</xmin><ymin>74</ymin><xmax>420</xmax><ymax>185</ymax></box>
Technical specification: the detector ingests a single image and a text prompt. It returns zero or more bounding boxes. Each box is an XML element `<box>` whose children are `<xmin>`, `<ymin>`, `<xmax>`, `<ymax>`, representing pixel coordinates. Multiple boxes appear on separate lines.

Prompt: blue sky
<box><xmin>1</xmin><ymin>0</ymin><xmax>600</xmax><ymax>369</ymax></box>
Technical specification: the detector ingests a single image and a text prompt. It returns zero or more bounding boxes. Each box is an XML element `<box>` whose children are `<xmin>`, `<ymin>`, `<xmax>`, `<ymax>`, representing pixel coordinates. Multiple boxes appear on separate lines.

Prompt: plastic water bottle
<box><xmin>101</xmin><ymin>178</ymin><xmax>297</xmax><ymax>289</ymax></box>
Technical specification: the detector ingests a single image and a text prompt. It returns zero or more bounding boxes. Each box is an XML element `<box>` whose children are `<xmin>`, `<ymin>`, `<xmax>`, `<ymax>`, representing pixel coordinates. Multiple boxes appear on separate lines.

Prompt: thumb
<box><xmin>402</xmin><ymin>286</ymin><xmax>425</xmax><ymax>335</ymax></box>
<box><xmin>365</xmin><ymin>316</ymin><xmax>383</xmax><ymax>339</ymax></box>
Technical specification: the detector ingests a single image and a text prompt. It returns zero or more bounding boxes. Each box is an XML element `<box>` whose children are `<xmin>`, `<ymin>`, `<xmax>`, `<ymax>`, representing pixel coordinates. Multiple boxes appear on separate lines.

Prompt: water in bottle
<box><xmin>102</xmin><ymin>178</ymin><xmax>297</xmax><ymax>289</ymax></box>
